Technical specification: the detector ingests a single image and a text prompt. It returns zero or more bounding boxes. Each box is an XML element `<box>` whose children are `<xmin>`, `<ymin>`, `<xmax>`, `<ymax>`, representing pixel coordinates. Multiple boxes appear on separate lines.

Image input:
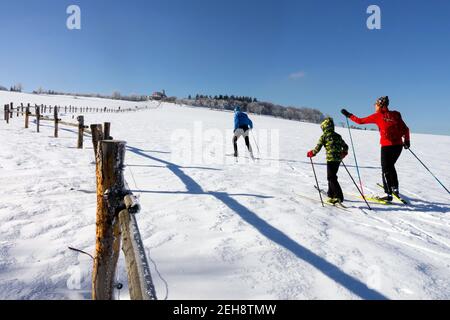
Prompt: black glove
<box><xmin>404</xmin><ymin>140</ymin><xmax>410</xmax><ymax>150</ymax></box>
<box><xmin>341</xmin><ymin>109</ymin><xmax>352</xmax><ymax>118</ymax></box>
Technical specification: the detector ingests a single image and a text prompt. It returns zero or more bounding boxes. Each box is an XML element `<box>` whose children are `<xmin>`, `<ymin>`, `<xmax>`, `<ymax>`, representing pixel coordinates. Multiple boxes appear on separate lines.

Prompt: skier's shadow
<box><xmin>127</xmin><ymin>145</ymin><xmax>388</xmax><ymax>300</ymax></box>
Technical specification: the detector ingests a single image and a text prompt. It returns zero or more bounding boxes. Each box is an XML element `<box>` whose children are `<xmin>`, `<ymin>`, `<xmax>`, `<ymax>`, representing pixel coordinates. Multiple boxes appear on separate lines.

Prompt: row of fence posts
<box><xmin>3</xmin><ymin>102</ymin><xmax>128</xmax><ymax>148</ymax></box>
<box><xmin>3</xmin><ymin>101</ymin><xmax>157</xmax><ymax>300</ymax></box>
<box><xmin>3</xmin><ymin>103</ymin><xmax>147</xmax><ymax>120</ymax></box>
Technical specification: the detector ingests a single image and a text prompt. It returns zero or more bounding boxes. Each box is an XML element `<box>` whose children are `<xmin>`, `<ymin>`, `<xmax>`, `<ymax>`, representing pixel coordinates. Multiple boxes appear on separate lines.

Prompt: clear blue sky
<box><xmin>1</xmin><ymin>0</ymin><xmax>449</xmax><ymax>135</ymax></box>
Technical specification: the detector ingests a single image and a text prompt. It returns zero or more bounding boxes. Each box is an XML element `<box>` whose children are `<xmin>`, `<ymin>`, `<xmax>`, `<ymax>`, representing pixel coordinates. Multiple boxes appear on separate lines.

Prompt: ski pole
<box><xmin>408</xmin><ymin>148</ymin><xmax>450</xmax><ymax>194</ymax></box>
<box><xmin>345</xmin><ymin>117</ymin><xmax>365</xmax><ymax>195</ymax></box>
<box><xmin>342</xmin><ymin>160</ymin><xmax>372</xmax><ymax>210</ymax></box>
<box><xmin>310</xmin><ymin>158</ymin><xmax>324</xmax><ymax>207</ymax></box>
<box><xmin>251</xmin><ymin>129</ymin><xmax>260</xmax><ymax>156</ymax></box>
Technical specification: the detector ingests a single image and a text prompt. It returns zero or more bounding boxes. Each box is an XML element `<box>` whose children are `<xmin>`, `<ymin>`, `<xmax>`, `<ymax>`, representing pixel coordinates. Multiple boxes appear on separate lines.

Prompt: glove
<box><xmin>307</xmin><ymin>150</ymin><xmax>315</xmax><ymax>158</ymax></box>
<box><xmin>341</xmin><ymin>151</ymin><xmax>348</xmax><ymax>159</ymax></box>
<box><xmin>341</xmin><ymin>109</ymin><xmax>353</xmax><ymax>118</ymax></box>
<box><xmin>403</xmin><ymin>140</ymin><xmax>410</xmax><ymax>150</ymax></box>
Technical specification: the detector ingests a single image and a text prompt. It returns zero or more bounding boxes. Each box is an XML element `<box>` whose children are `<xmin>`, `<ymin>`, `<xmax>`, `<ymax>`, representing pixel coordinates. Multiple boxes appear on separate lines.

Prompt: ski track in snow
<box><xmin>1</xmin><ymin>92</ymin><xmax>450</xmax><ymax>300</ymax></box>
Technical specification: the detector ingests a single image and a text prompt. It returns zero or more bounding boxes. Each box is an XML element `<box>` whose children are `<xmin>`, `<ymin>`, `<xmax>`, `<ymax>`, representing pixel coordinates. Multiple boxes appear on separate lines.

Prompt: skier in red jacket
<box><xmin>341</xmin><ymin>96</ymin><xmax>410</xmax><ymax>202</ymax></box>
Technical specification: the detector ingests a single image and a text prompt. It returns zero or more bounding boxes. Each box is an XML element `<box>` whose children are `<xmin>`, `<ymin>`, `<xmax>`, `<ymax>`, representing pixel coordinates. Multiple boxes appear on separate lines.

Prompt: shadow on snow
<box><xmin>127</xmin><ymin>145</ymin><xmax>388</xmax><ymax>300</ymax></box>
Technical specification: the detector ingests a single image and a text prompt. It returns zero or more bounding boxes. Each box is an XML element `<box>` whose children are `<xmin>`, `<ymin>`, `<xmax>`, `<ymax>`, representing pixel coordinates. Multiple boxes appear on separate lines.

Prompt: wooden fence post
<box><xmin>9</xmin><ymin>103</ymin><xmax>13</xmax><ymax>119</ymax></box>
<box><xmin>92</xmin><ymin>140</ymin><xmax>126</xmax><ymax>300</ymax></box>
<box><xmin>103</xmin><ymin>122</ymin><xmax>111</xmax><ymax>140</ymax></box>
<box><xmin>36</xmin><ymin>105</ymin><xmax>40</xmax><ymax>132</ymax></box>
<box><xmin>77</xmin><ymin>115</ymin><xmax>85</xmax><ymax>149</ymax></box>
<box><xmin>54</xmin><ymin>106</ymin><xmax>59</xmax><ymax>138</ymax></box>
<box><xmin>119</xmin><ymin>196</ymin><xmax>157</xmax><ymax>300</ymax></box>
<box><xmin>90</xmin><ymin>124</ymin><xmax>104</xmax><ymax>158</ymax></box>
<box><xmin>4</xmin><ymin>105</ymin><xmax>8</xmax><ymax>123</ymax></box>
<box><xmin>25</xmin><ymin>104</ymin><xmax>30</xmax><ymax>128</ymax></box>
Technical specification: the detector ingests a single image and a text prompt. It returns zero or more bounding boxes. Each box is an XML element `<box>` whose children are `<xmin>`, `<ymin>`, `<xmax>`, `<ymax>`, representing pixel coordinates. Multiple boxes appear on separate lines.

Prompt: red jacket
<box><xmin>350</xmin><ymin>109</ymin><xmax>410</xmax><ymax>147</ymax></box>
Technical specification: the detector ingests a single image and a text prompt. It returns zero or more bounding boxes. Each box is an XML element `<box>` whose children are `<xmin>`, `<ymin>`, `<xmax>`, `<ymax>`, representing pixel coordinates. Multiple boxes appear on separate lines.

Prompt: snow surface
<box><xmin>1</xmin><ymin>91</ymin><xmax>449</xmax><ymax>300</ymax></box>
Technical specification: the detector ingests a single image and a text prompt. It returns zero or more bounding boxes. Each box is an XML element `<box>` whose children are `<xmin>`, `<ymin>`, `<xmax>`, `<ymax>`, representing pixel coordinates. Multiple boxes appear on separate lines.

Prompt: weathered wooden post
<box><xmin>36</xmin><ymin>105</ymin><xmax>40</xmax><ymax>132</ymax></box>
<box><xmin>103</xmin><ymin>122</ymin><xmax>111</xmax><ymax>140</ymax></box>
<box><xmin>90</xmin><ymin>124</ymin><xmax>104</xmax><ymax>158</ymax></box>
<box><xmin>9</xmin><ymin>103</ymin><xmax>13</xmax><ymax>119</ymax></box>
<box><xmin>16</xmin><ymin>103</ymin><xmax>19</xmax><ymax>117</ymax></box>
<box><xmin>3</xmin><ymin>105</ymin><xmax>7</xmax><ymax>122</ymax></box>
<box><xmin>54</xmin><ymin>106</ymin><xmax>59</xmax><ymax>138</ymax></box>
<box><xmin>119</xmin><ymin>195</ymin><xmax>157</xmax><ymax>300</ymax></box>
<box><xmin>25</xmin><ymin>104</ymin><xmax>30</xmax><ymax>128</ymax></box>
<box><xmin>92</xmin><ymin>140</ymin><xmax>126</xmax><ymax>300</ymax></box>
<box><xmin>21</xmin><ymin>103</ymin><xmax>24</xmax><ymax>116</ymax></box>
<box><xmin>77</xmin><ymin>115</ymin><xmax>85</xmax><ymax>149</ymax></box>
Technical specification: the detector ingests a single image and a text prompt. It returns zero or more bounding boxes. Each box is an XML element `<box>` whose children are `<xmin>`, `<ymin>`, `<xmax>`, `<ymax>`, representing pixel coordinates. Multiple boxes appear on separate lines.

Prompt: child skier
<box><xmin>307</xmin><ymin>117</ymin><xmax>349</xmax><ymax>204</ymax></box>
<box><xmin>233</xmin><ymin>105</ymin><xmax>254</xmax><ymax>159</ymax></box>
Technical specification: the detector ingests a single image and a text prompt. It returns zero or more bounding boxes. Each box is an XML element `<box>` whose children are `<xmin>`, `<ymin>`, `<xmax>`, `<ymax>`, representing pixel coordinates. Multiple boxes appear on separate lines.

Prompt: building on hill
<box><xmin>150</xmin><ymin>89</ymin><xmax>167</xmax><ymax>100</ymax></box>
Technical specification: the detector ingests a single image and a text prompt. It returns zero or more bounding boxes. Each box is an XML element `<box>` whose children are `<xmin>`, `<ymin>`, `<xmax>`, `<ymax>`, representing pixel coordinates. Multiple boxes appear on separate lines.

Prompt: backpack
<box><xmin>382</xmin><ymin>111</ymin><xmax>407</xmax><ymax>142</ymax></box>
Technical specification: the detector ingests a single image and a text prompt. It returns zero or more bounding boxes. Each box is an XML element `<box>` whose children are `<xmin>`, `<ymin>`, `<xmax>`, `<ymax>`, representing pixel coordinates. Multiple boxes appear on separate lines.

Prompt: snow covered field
<box><xmin>1</xmin><ymin>92</ymin><xmax>449</xmax><ymax>300</ymax></box>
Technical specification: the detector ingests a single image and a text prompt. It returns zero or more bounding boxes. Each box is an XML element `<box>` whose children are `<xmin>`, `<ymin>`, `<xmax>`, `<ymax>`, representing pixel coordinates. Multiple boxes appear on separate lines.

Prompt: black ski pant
<box><xmin>233</xmin><ymin>126</ymin><xmax>251</xmax><ymax>156</ymax></box>
<box><xmin>381</xmin><ymin>145</ymin><xmax>403</xmax><ymax>194</ymax></box>
<box><xmin>327</xmin><ymin>161</ymin><xmax>344</xmax><ymax>202</ymax></box>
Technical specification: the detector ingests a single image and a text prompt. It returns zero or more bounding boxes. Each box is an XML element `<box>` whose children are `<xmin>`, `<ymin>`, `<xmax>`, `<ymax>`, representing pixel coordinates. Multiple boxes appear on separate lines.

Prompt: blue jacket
<box><xmin>234</xmin><ymin>111</ymin><xmax>253</xmax><ymax>131</ymax></box>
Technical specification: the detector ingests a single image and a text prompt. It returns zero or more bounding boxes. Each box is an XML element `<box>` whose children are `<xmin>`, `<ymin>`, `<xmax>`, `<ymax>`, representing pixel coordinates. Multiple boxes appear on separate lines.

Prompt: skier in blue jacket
<box><xmin>233</xmin><ymin>106</ymin><xmax>254</xmax><ymax>159</ymax></box>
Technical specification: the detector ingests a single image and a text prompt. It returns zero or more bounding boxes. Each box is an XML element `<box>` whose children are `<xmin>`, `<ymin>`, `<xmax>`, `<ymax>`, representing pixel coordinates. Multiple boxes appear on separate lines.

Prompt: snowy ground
<box><xmin>1</xmin><ymin>91</ymin><xmax>449</xmax><ymax>300</ymax></box>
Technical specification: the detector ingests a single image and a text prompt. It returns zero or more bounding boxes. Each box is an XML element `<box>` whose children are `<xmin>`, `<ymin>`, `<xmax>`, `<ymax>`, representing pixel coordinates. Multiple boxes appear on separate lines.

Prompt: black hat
<box><xmin>376</xmin><ymin>96</ymin><xmax>389</xmax><ymax>108</ymax></box>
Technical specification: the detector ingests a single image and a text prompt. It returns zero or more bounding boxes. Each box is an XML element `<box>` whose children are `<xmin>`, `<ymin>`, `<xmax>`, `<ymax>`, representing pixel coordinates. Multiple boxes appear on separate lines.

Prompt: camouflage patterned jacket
<box><xmin>312</xmin><ymin>118</ymin><xmax>349</xmax><ymax>162</ymax></box>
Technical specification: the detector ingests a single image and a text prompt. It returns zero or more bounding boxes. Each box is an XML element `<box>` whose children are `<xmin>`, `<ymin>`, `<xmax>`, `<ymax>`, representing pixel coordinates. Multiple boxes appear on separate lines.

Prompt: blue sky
<box><xmin>1</xmin><ymin>0</ymin><xmax>449</xmax><ymax>135</ymax></box>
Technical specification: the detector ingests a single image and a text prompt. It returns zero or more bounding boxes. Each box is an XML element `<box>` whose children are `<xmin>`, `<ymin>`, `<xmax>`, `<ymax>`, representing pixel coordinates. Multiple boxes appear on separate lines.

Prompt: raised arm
<box><xmin>341</xmin><ymin>109</ymin><xmax>378</xmax><ymax>125</ymax></box>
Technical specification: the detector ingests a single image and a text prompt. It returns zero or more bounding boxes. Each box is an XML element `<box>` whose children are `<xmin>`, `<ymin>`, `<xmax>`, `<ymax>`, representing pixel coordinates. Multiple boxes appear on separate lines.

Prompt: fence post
<box><xmin>54</xmin><ymin>106</ymin><xmax>59</xmax><ymax>138</ymax></box>
<box><xmin>92</xmin><ymin>140</ymin><xmax>127</xmax><ymax>300</ymax></box>
<box><xmin>104</xmin><ymin>122</ymin><xmax>111</xmax><ymax>140</ymax></box>
<box><xmin>25</xmin><ymin>104</ymin><xmax>30</xmax><ymax>128</ymax></box>
<box><xmin>4</xmin><ymin>105</ymin><xmax>8</xmax><ymax>123</ymax></box>
<box><xmin>77</xmin><ymin>115</ymin><xmax>84</xmax><ymax>149</ymax></box>
<box><xmin>9</xmin><ymin>102</ymin><xmax>13</xmax><ymax>119</ymax></box>
<box><xmin>119</xmin><ymin>195</ymin><xmax>157</xmax><ymax>300</ymax></box>
<box><xmin>35</xmin><ymin>105</ymin><xmax>40</xmax><ymax>132</ymax></box>
<box><xmin>90</xmin><ymin>124</ymin><xmax>104</xmax><ymax>158</ymax></box>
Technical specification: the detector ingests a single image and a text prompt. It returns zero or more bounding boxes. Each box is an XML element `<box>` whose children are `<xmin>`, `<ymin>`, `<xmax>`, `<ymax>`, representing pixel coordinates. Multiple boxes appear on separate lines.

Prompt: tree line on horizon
<box><xmin>1</xmin><ymin>84</ymin><xmax>329</xmax><ymax>125</ymax></box>
<box><xmin>0</xmin><ymin>83</ymin><xmax>23</xmax><ymax>92</ymax></box>
<box><xmin>178</xmin><ymin>94</ymin><xmax>326</xmax><ymax>124</ymax></box>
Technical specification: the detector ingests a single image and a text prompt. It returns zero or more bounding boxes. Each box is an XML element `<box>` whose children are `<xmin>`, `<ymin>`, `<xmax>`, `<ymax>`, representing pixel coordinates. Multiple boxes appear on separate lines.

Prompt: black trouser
<box><xmin>381</xmin><ymin>145</ymin><xmax>403</xmax><ymax>194</ymax></box>
<box><xmin>327</xmin><ymin>161</ymin><xmax>344</xmax><ymax>201</ymax></box>
<box><xmin>233</xmin><ymin>125</ymin><xmax>251</xmax><ymax>155</ymax></box>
